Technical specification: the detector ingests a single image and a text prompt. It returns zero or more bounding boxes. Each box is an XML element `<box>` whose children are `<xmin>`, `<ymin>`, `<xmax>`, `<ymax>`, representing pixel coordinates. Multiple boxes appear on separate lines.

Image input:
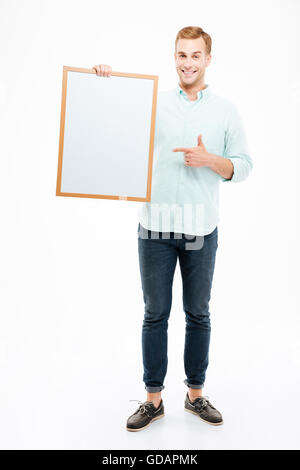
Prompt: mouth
<box><xmin>181</xmin><ymin>70</ymin><xmax>197</xmax><ymax>75</ymax></box>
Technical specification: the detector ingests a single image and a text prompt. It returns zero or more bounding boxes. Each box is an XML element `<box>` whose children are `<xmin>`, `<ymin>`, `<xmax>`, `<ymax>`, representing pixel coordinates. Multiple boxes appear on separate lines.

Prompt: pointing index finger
<box><xmin>172</xmin><ymin>147</ymin><xmax>190</xmax><ymax>152</ymax></box>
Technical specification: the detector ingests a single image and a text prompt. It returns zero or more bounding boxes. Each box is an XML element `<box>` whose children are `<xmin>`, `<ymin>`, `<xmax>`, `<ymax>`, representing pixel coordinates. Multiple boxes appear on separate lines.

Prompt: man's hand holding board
<box><xmin>92</xmin><ymin>64</ymin><xmax>112</xmax><ymax>77</ymax></box>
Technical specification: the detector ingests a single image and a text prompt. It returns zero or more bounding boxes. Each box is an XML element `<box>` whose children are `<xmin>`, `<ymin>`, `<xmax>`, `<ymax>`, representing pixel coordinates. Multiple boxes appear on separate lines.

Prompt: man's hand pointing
<box><xmin>172</xmin><ymin>134</ymin><xmax>211</xmax><ymax>167</ymax></box>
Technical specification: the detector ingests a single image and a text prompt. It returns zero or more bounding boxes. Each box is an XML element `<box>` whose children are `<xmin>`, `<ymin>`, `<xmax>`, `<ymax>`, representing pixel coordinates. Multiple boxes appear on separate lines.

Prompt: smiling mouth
<box><xmin>181</xmin><ymin>70</ymin><xmax>196</xmax><ymax>75</ymax></box>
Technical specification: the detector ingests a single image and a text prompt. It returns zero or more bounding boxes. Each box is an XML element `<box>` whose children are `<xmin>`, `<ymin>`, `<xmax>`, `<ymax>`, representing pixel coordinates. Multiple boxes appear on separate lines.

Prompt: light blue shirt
<box><xmin>138</xmin><ymin>82</ymin><xmax>253</xmax><ymax>235</ymax></box>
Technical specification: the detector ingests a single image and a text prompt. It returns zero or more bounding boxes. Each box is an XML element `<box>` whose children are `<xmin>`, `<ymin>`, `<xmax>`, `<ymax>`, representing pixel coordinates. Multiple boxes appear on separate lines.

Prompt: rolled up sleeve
<box><xmin>221</xmin><ymin>104</ymin><xmax>253</xmax><ymax>183</ymax></box>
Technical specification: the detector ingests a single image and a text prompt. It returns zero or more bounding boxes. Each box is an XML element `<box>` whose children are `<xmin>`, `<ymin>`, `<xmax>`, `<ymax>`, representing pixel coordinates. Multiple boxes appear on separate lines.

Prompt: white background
<box><xmin>1</xmin><ymin>0</ymin><xmax>300</xmax><ymax>450</ymax></box>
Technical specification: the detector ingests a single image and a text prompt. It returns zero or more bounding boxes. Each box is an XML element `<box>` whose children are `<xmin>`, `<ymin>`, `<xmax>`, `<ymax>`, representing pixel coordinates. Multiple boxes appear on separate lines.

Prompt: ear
<box><xmin>206</xmin><ymin>54</ymin><xmax>212</xmax><ymax>67</ymax></box>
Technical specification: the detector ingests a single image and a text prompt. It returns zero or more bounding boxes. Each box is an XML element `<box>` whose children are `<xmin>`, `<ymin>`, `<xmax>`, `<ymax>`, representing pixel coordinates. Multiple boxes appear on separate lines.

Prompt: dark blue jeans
<box><xmin>137</xmin><ymin>222</ymin><xmax>218</xmax><ymax>392</ymax></box>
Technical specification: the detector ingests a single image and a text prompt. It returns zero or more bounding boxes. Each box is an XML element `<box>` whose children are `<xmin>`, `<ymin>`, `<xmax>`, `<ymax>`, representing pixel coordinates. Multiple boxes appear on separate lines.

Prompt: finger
<box><xmin>100</xmin><ymin>64</ymin><xmax>110</xmax><ymax>76</ymax></box>
<box><xmin>102</xmin><ymin>64</ymin><xmax>112</xmax><ymax>77</ymax></box>
<box><xmin>93</xmin><ymin>65</ymin><xmax>101</xmax><ymax>76</ymax></box>
<box><xmin>197</xmin><ymin>134</ymin><xmax>203</xmax><ymax>146</ymax></box>
<box><xmin>103</xmin><ymin>65</ymin><xmax>109</xmax><ymax>77</ymax></box>
<box><xmin>173</xmin><ymin>148</ymin><xmax>190</xmax><ymax>152</ymax></box>
<box><xmin>96</xmin><ymin>65</ymin><xmax>105</xmax><ymax>76</ymax></box>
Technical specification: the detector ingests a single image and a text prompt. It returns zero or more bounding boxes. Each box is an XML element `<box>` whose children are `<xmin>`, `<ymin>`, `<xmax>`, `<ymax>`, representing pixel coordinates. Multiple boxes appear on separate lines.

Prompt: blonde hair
<box><xmin>175</xmin><ymin>26</ymin><xmax>212</xmax><ymax>55</ymax></box>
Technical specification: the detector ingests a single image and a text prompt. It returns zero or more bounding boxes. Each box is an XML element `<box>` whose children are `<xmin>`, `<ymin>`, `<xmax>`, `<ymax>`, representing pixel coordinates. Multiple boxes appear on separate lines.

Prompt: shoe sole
<box><xmin>126</xmin><ymin>413</ymin><xmax>165</xmax><ymax>432</ymax></box>
<box><xmin>184</xmin><ymin>407</ymin><xmax>223</xmax><ymax>426</ymax></box>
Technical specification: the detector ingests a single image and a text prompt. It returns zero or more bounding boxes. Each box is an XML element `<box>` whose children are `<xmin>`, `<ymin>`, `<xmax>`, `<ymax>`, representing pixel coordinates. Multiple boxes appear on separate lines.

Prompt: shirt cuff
<box><xmin>221</xmin><ymin>156</ymin><xmax>252</xmax><ymax>183</ymax></box>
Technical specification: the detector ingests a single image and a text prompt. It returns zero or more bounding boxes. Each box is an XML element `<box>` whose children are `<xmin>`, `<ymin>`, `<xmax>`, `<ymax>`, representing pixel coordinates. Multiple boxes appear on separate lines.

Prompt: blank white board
<box><xmin>56</xmin><ymin>66</ymin><xmax>158</xmax><ymax>201</ymax></box>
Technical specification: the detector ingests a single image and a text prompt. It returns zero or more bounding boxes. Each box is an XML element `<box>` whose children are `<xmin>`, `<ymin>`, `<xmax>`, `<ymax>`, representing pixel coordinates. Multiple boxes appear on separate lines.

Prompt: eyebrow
<box><xmin>177</xmin><ymin>51</ymin><xmax>202</xmax><ymax>54</ymax></box>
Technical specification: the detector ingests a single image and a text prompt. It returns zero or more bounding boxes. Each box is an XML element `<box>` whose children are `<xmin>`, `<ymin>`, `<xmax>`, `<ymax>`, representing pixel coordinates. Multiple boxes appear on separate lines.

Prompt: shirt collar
<box><xmin>175</xmin><ymin>83</ymin><xmax>212</xmax><ymax>102</ymax></box>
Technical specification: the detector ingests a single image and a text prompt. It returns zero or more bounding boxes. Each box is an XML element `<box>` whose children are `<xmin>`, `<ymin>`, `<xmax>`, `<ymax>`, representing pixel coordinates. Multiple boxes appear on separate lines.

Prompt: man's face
<box><xmin>174</xmin><ymin>37</ymin><xmax>211</xmax><ymax>86</ymax></box>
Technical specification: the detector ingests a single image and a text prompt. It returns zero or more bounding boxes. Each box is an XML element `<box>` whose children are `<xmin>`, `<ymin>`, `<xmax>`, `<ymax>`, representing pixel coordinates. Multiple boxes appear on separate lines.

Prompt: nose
<box><xmin>183</xmin><ymin>58</ymin><xmax>193</xmax><ymax>68</ymax></box>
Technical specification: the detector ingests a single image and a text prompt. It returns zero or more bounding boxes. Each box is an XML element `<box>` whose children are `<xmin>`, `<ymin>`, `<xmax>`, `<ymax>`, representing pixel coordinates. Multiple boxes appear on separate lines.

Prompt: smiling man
<box><xmin>93</xmin><ymin>25</ymin><xmax>253</xmax><ymax>432</ymax></box>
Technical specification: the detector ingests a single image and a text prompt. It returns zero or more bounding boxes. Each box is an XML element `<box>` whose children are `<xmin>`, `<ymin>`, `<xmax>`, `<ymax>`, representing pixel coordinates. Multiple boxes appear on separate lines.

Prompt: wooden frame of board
<box><xmin>56</xmin><ymin>65</ymin><xmax>159</xmax><ymax>201</ymax></box>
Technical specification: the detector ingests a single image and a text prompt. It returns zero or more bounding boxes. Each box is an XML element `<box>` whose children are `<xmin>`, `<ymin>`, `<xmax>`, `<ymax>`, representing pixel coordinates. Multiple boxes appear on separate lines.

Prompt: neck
<box><xmin>179</xmin><ymin>81</ymin><xmax>207</xmax><ymax>102</ymax></box>
<box><xmin>179</xmin><ymin>81</ymin><xmax>207</xmax><ymax>95</ymax></box>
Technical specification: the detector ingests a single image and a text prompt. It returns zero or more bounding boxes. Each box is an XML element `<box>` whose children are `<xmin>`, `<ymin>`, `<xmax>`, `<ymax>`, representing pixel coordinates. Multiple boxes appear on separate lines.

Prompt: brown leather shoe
<box><xmin>185</xmin><ymin>393</ymin><xmax>223</xmax><ymax>425</ymax></box>
<box><xmin>126</xmin><ymin>399</ymin><xmax>164</xmax><ymax>432</ymax></box>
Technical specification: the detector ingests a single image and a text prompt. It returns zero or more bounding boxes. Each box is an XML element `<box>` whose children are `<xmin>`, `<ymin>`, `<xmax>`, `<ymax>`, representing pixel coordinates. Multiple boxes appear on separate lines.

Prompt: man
<box><xmin>93</xmin><ymin>25</ymin><xmax>253</xmax><ymax>432</ymax></box>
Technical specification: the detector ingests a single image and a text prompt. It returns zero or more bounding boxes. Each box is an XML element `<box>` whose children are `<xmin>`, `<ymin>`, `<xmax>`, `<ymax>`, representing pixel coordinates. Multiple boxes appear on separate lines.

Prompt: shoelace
<box><xmin>129</xmin><ymin>399</ymin><xmax>154</xmax><ymax>417</ymax></box>
<box><xmin>192</xmin><ymin>395</ymin><xmax>215</xmax><ymax>411</ymax></box>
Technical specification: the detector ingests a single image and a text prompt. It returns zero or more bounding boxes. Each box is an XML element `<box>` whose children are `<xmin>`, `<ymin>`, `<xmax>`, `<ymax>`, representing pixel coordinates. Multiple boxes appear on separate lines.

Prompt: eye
<box><xmin>179</xmin><ymin>55</ymin><xmax>200</xmax><ymax>58</ymax></box>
